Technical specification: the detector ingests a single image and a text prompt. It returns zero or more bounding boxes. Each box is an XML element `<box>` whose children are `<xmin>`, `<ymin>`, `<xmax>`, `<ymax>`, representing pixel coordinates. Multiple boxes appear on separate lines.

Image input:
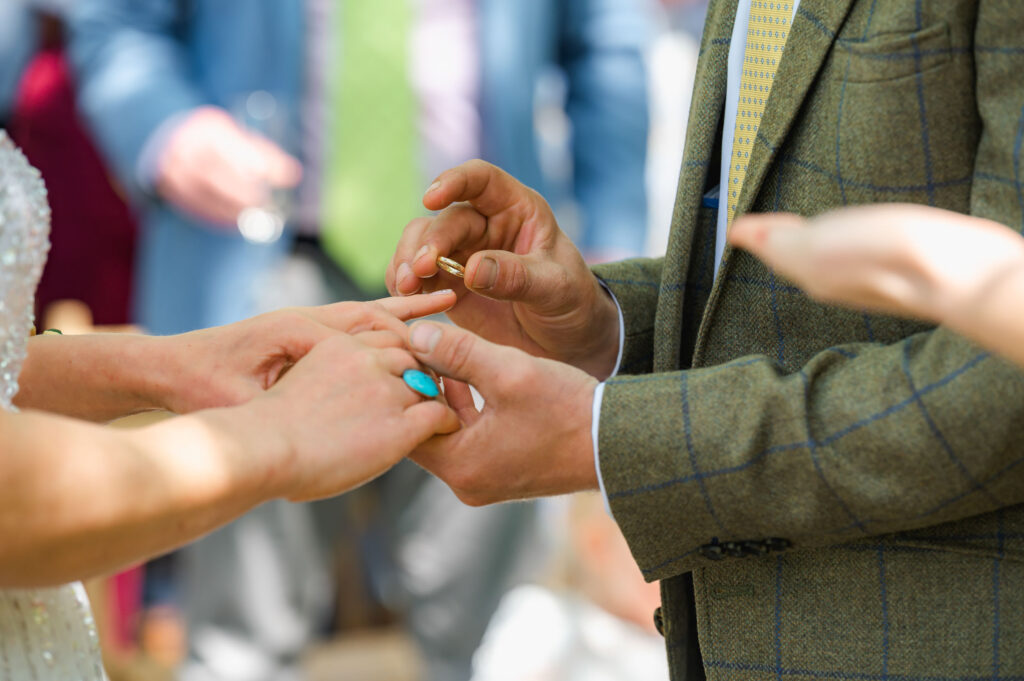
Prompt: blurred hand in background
<box><xmin>154</xmin><ymin>106</ymin><xmax>302</xmax><ymax>227</ymax></box>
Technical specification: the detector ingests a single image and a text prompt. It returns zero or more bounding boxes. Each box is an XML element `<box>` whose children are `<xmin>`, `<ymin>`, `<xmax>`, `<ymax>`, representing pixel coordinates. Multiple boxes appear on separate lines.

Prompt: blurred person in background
<box><xmin>7</xmin><ymin>0</ymin><xmax>138</xmax><ymax>328</ymax></box>
<box><xmin>0</xmin><ymin>1</ymin><xmax>36</xmax><ymax>127</ymax></box>
<box><xmin>644</xmin><ymin>0</ymin><xmax>707</xmax><ymax>257</ymax></box>
<box><xmin>470</xmin><ymin>493</ymin><xmax>669</xmax><ymax>681</ymax></box>
<box><xmin>67</xmin><ymin>2</ymin><xmax>652</xmax><ymax>680</ymax></box>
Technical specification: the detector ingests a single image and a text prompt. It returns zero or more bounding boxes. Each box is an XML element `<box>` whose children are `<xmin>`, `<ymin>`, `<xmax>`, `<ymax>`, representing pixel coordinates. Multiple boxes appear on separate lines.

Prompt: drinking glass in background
<box><xmin>232</xmin><ymin>90</ymin><xmax>300</xmax><ymax>245</ymax></box>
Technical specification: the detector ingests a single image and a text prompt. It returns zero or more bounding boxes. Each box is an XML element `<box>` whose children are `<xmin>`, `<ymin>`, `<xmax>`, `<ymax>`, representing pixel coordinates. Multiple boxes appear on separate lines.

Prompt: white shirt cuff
<box><xmin>592</xmin><ymin>281</ymin><xmax>624</xmax><ymax>513</ymax></box>
<box><xmin>597</xmin><ymin>280</ymin><xmax>625</xmax><ymax>378</ymax></box>
<box><xmin>592</xmin><ymin>381</ymin><xmax>612</xmax><ymax>512</ymax></box>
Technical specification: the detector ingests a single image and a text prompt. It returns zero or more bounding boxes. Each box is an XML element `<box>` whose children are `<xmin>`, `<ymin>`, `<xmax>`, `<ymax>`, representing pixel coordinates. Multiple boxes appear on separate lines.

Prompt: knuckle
<box><xmin>381</xmin><ymin>332</ymin><xmax>406</xmax><ymax>349</ymax></box>
<box><xmin>355</xmin><ymin>346</ymin><xmax>380</xmax><ymax>368</ymax></box>
<box><xmin>456</xmin><ymin>490</ymin><xmax>490</xmax><ymax>508</ymax></box>
<box><xmin>447</xmin><ymin>466</ymin><xmax>476</xmax><ymax>494</ymax></box>
<box><xmin>404</xmin><ymin>216</ymin><xmax>431</xmax><ymax>236</ymax></box>
<box><xmin>464</xmin><ymin>159</ymin><xmax>491</xmax><ymax>176</ymax></box>
<box><xmin>442</xmin><ymin>332</ymin><xmax>477</xmax><ymax>377</ymax></box>
<box><xmin>525</xmin><ymin>186</ymin><xmax>546</xmax><ymax>205</ymax></box>
<box><xmin>505</xmin><ymin>260</ymin><xmax>531</xmax><ymax>297</ymax></box>
<box><xmin>363</xmin><ymin>300</ymin><xmax>388</xmax><ymax>319</ymax></box>
<box><xmin>320</xmin><ymin>334</ymin><xmax>350</xmax><ymax>356</ymax></box>
<box><xmin>499</xmin><ymin>357</ymin><xmax>535</xmax><ymax>393</ymax></box>
<box><xmin>275</xmin><ymin>310</ymin><xmax>313</xmax><ymax>333</ymax></box>
<box><xmin>385</xmin><ymin>347</ymin><xmax>414</xmax><ymax>368</ymax></box>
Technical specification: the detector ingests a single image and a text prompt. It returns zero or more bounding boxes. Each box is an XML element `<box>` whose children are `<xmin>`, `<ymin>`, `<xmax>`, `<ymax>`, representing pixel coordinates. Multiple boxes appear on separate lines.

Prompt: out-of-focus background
<box><xmin>0</xmin><ymin>1</ymin><xmax>707</xmax><ymax>679</ymax></box>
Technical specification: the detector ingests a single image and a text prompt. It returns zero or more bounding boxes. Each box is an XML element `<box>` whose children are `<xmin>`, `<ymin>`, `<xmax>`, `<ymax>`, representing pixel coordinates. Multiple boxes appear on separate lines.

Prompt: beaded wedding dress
<box><xmin>0</xmin><ymin>131</ymin><xmax>106</xmax><ymax>679</ymax></box>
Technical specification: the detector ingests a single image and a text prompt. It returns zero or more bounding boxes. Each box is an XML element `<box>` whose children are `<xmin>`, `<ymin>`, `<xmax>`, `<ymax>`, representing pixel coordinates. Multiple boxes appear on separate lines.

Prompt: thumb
<box><xmin>407</xmin><ymin>321</ymin><xmax>507</xmax><ymax>388</ymax></box>
<box><xmin>464</xmin><ymin>250</ymin><xmax>563</xmax><ymax>307</ymax></box>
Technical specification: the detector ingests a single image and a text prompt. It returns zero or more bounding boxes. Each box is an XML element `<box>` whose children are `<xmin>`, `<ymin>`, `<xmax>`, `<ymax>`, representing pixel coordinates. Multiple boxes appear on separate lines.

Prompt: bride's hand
<box><xmin>157</xmin><ymin>292</ymin><xmax>456</xmax><ymax>414</ymax></box>
<box><xmin>728</xmin><ymin>205</ymin><xmax>1024</xmax><ymax>323</ymax></box>
<box><xmin>242</xmin><ymin>330</ymin><xmax>460</xmax><ymax>501</ymax></box>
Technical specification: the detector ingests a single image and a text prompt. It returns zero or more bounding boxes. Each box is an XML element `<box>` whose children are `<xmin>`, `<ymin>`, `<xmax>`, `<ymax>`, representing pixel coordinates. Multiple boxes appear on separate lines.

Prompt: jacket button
<box><xmin>764</xmin><ymin>538</ymin><xmax>792</xmax><ymax>552</ymax></box>
<box><xmin>741</xmin><ymin>540</ymin><xmax>769</xmax><ymax>556</ymax></box>
<box><xmin>700</xmin><ymin>544</ymin><xmax>726</xmax><ymax>561</ymax></box>
<box><xmin>653</xmin><ymin>607</ymin><xmax>665</xmax><ymax>637</ymax></box>
<box><xmin>723</xmin><ymin>541</ymin><xmax>746</xmax><ymax>557</ymax></box>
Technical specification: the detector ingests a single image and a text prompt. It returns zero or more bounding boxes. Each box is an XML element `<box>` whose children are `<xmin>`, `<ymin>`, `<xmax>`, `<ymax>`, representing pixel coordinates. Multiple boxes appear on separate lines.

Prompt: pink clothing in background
<box><xmin>11</xmin><ymin>47</ymin><xmax>137</xmax><ymax>326</ymax></box>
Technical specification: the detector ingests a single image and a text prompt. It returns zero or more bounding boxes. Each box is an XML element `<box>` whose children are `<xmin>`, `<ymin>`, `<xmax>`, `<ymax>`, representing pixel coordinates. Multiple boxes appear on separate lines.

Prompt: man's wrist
<box><xmin>575</xmin><ymin>277</ymin><xmax>623</xmax><ymax>381</ymax></box>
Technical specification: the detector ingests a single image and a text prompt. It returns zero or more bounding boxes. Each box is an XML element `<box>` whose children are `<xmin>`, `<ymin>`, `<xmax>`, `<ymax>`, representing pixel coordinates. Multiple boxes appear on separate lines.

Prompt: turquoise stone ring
<box><xmin>403</xmin><ymin>369</ymin><xmax>440</xmax><ymax>399</ymax></box>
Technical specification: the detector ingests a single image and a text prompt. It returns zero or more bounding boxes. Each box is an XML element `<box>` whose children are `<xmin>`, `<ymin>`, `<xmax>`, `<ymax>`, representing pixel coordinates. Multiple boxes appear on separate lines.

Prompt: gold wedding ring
<box><xmin>436</xmin><ymin>255</ymin><xmax>466</xmax><ymax>278</ymax></box>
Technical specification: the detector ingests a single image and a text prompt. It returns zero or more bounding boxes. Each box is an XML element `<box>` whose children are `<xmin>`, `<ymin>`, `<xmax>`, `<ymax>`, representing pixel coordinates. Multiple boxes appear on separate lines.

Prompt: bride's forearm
<box><xmin>14</xmin><ymin>334</ymin><xmax>178</xmax><ymax>421</ymax></box>
<box><xmin>0</xmin><ymin>405</ymin><xmax>285</xmax><ymax>587</ymax></box>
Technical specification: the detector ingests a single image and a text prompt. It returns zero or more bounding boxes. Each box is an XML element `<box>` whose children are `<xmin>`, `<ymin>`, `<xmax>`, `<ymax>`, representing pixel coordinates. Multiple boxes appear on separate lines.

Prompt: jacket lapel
<box><xmin>653</xmin><ymin>0</ymin><xmax>738</xmax><ymax>372</ymax></box>
<box><xmin>691</xmin><ymin>0</ymin><xmax>857</xmax><ymax>363</ymax></box>
<box><xmin>732</xmin><ymin>0</ymin><xmax>857</xmax><ymax>219</ymax></box>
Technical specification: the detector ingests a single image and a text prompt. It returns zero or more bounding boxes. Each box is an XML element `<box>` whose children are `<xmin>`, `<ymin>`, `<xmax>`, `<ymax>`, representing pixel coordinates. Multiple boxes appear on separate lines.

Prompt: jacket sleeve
<box><xmin>67</xmin><ymin>0</ymin><xmax>205</xmax><ymax>196</ymax></box>
<box><xmin>561</xmin><ymin>0</ymin><xmax>651</xmax><ymax>258</ymax></box>
<box><xmin>599</xmin><ymin>0</ymin><xmax>1024</xmax><ymax>582</ymax></box>
<box><xmin>592</xmin><ymin>257</ymin><xmax>664</xmax><ymax>375</ymax></box>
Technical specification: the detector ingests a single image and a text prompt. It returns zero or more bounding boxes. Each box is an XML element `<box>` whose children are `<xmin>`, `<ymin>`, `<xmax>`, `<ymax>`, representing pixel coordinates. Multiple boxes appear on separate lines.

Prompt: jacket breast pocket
<box><xmin>836</xmin><ymin>22</ymin><xmax>952</xmax><ymax>83</ymax></box>
<box><xmin>822</xmin><ymin>15</ymin><xmax>978</xmax><ymax>202</ymax></box>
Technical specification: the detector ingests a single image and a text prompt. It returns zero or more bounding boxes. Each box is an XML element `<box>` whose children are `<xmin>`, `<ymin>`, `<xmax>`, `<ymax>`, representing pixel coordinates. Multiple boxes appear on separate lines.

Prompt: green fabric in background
<box><xmin>322</xmin><ymin>0</ymin><xmax>420</xmax><ymax>292</ymax></box>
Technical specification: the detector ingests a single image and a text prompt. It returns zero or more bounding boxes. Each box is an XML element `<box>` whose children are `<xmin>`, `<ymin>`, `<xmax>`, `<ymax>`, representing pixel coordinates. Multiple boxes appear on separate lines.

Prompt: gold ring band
<box><xmin>436</xmin><ymin>256</ymin><xmax>466</xmax><ymax>278</ymax></box>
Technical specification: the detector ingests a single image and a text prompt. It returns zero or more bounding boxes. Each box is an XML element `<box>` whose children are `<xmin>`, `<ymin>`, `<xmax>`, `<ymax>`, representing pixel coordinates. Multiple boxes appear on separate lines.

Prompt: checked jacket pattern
<box><xmin>592</xmin><ymin>0</ymin><xmax>1024</xmax><ymax>679</ymax></box>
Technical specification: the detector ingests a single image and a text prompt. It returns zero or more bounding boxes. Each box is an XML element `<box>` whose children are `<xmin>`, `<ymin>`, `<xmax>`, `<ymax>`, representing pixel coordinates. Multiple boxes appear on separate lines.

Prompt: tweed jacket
<box><xmin>593</xmin><ymin>1</ymin><xmax>1024</xmax><ymax>679</ymax></box>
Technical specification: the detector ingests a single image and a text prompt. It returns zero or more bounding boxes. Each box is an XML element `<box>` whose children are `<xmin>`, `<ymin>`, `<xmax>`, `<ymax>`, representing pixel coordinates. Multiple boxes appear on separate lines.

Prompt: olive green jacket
<box><xmin>593</xmin><ymin>1</ymin><xmax>1024</xmax><ymax>678</ymax></box>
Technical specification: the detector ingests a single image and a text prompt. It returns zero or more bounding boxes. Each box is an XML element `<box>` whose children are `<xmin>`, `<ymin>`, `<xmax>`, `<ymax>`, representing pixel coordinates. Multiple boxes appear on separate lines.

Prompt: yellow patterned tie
<box><xmin>727</xmin><ymin>0</ymin><xmax>794</xmax><ymax>226</ymax></box>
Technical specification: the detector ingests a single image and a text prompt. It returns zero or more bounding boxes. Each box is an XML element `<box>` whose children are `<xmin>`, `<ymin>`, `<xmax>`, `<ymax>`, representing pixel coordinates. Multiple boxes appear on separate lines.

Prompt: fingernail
<box><xmin>424</xmin><ymin>181</ymin><xmax>441</xmax><ymax>197</ymax></box>
<box><xmin>429</xmin><ymin>288</ymin><xmax>454</xmax><ymax>296</ymax></box>
<box><xmin>397</xmin><ymin>262</ymin><xmax>415</xmax><ymax>292</ymax></box>
<box><xmin>471</xmin><ymin>257</ymin><xmax>498</xmax><ymax>290</ymax></box>
<box><xmin>414</xmin><ymin>244</ymin><xmax>431</xmax><ymax>262</ymax></box>
<box><xmin>410</xmin><ymin>323</ymin><xmax>442</xmax><ymax>353</ymax></box>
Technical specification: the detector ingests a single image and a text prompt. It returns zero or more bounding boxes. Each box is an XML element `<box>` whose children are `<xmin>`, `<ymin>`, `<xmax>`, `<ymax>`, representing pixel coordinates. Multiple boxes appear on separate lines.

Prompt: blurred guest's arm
<box><xmin>562</xmin><ymin>0</ymin><xmax>651</xmax><ymax>260</ymax></box>
<box><xmin>15</xmin><ymin>294</ymin><xmax>457</xmax><ymax>422</ymax></box>
<box><xmin>730</xmin><ymin>205</ymin><xmax>1024</xmax><ymax>368</ymax></box>
<box><xmin>67</xmin><ymin>0</ymin><xmax>206</xmax><ymax>195</ymax></box>
<box><xmin>0</xmin><ymin>0</ymin><xmax>37</xmax><ymax>123</ymax></box>
<box><xmin>146</xmin><ymin>106</ymin><xmax>301</xmax><ymax>226</ymax></box>
<box><xmin>66</xmin><ymin>0</ymin><xmax>300</xmax><ymax>225</ymax></box>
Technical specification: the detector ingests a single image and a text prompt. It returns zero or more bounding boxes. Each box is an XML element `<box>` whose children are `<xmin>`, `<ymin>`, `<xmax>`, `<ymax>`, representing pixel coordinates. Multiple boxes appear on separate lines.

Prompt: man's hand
<box><xmin>160</xmin><ymin>292</ymin><xmax>458</xmax><ymax>414</ymax></box>
<box><xmin>405</xmin><ymin>320</ymin><xmax>599</xmax><ymax>506</ymax></box>
<box><xmin>155</xmin><ymin>106</ymin><xmax>302</xmax><ymax>226</ymax></box>
<box><xmin>386</xmin><ymin>160</ymin><xmax>620</xmax><ymax>380</ymax></box>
